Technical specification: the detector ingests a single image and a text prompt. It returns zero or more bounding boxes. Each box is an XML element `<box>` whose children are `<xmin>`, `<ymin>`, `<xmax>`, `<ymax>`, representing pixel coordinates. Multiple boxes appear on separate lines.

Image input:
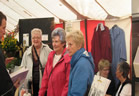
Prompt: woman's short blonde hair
<box><xmin>66</xmin><ymin>30</ymin><xmax>84</xmax><ymax>48</ymax></box>
<box><xmin>98</xmin><ymin>59</ymin><xmax>110</xmax><ymax>71</ymax></box>
<box><xmin>31</xmin><ymin>28</ymin><xmax>42</xmax><ymax>38</ymax></box>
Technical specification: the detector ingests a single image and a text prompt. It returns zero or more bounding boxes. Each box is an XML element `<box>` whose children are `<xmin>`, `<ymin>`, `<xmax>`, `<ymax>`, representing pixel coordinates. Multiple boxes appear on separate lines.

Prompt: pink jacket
<box><xmin>39</xmin><ymin>48</ymin><xmax>71</xmax><ymax>96</ymax></box>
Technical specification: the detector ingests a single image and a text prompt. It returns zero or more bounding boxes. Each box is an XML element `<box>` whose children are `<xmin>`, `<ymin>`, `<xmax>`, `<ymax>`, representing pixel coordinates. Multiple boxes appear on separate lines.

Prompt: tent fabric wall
<box><xmin>69</xmin><ymin>19</ymin><xmax>131</xmax><ymax>77</ymax></box>
<box><xmin>56</xmin><ymin>19</ymin><xmax>131</xmax><ymax>71</ymax></box>
<box><xmin>105</xmin><ymin>18</ymin><xmax>132</xmax><ymax>78</ymax></box>
<box><xmin>64</xmin><ymin>20</ymin><xmax>105</xmax><ymax>51</ymax></box>
<box><xmin>71</xmin><ymin>21</ymin><xmax>80</xmax><ymax>31</ymax></box>
<box><xmin>80</xmin><ymin>20</ymin><xmax>105</xmax><ymax>51</ymax></box>
<box><xmin>65</xmin><ymin>21</ymin><xmax>80</xmax><ymax>33</ymax></box>
<box><xmin>55</xmin><ymin>23</ymin><xmax>63</xmax><ymax>29</ymax></box>
<box><xmin>105</xmin><ymin>17</ymin><xmax>132</xmax><ymax>65</ymax></box>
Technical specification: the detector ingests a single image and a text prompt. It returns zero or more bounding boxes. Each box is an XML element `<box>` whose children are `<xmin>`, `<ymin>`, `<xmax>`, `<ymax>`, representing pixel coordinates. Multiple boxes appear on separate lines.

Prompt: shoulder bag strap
<box><xmin>33</xmin><ymin>45</ymin><xmax>43</xmax><ymax>75</ymax></box>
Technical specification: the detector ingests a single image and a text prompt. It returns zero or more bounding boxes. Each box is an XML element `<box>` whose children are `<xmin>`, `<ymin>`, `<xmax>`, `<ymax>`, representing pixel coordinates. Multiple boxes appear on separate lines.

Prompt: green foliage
<box><xmin>0</xmin><ymin>32</ymin><xmax>22</xmax><ymax>69</ymax></box>
<box><xmin>6</xmin><ymin>58</ymin><xmax>22</xmax><ymax>69</ymax></box>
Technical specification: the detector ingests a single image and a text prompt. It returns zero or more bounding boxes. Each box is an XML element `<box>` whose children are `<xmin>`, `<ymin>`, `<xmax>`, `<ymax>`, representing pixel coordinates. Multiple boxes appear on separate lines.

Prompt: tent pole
<box><xmin>63</xmin><ymin>21</ymin><xmax>65</xmax><ymax>29</ymax></box>
<box><xmin>84</xmin><ymin>19</ymin><xmax>88</xmax><ymax>51</ymax></box>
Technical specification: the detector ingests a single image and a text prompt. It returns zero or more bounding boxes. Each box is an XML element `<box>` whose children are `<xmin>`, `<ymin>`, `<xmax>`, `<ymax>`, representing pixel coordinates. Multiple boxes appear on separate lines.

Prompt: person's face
<box><xmin>116</xmin><ymin>66</ymin><xmax>123</xmax><ymax>79</ymax></box>
<box><xmin>52</xmin><ymin>36</ymin><xmax>65</xmax><ymax>54</ymax></box>
<box><xmin>100</xmin><ymin>66</ymin><xmax>110</xmax><ymax>78</ymax></box>
<box><xmin>32</xmin><ymin>33</ymin><xmax>42</xmax><ymax>47</ymax></box>
<box><xmin>67</xmin><ymin>38</ymin><xmax>81</xmax><ymax>56</ymax></box>
<box><xmin>0</xmin><ymin>19</ymin><xmax>6</xmax><ymax>39</ymax></box>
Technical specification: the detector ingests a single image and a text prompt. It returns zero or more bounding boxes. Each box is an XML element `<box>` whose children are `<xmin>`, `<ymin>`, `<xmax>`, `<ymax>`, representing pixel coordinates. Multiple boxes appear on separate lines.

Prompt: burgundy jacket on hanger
<box><xmin>91</xmin><ymin>24</ymin><xmax>112</xmax><ymax>72</ymax></box>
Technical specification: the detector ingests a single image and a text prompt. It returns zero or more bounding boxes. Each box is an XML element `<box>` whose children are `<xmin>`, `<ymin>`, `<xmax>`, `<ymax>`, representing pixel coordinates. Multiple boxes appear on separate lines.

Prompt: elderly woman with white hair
<box><xmin>20</xmin><ymin>28</ymin><xmax>52</xmax><ymax>96</ymax></box>
<box><xmin>39</xmin><ymin>28</ymin><xmax>71</xmax><ymax>96</ymax></box>
<box><xmin>66</xmin><ymin>30</ymin><xmax>95</xmax><ymax>96</ymax></box>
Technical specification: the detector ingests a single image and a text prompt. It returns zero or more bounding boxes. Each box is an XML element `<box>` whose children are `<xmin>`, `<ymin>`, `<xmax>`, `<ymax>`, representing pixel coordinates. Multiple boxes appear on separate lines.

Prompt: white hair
<box><xmin>31</xmin><ymin>28</ymin><xmax>42</xmax><ymax>38</ymax></box>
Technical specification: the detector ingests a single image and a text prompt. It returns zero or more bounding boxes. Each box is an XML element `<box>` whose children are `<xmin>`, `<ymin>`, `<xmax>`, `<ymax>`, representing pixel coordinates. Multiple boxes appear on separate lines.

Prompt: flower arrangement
<box><xmin>0</xmin><ymin>25</ymin><xmax>22</xmax><ymax>70</ymax></box>
<box><xmin>0</xmin><ymin>32</ymin><xmax>20</xmax><ymax>57</ymax></box>
<box><xmin>0</xmin><ymin>31</ymin><xmax>22</xmax><ymax>70</ymax></box>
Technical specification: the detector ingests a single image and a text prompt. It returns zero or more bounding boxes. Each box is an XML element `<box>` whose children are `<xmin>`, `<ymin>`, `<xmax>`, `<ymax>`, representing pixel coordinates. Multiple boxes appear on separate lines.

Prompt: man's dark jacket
<box><xmin>0</xmin><ymin>48</ymin><xmax>15</xmax><ymax>96</ymax></box>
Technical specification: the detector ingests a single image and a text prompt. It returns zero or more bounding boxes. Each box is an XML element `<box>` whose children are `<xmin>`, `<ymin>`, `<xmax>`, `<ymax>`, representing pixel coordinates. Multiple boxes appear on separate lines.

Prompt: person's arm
<box><xmin>70</xmin><ymin>66</ymin><xmax>88</xmax><ymax>96</ymax></box>
<box><xmin>69</xmin><ymin>60</ymin><xmax>94</xmax><ymax>96</ymax></box>
<box><xmin>5</xmin><ymin>57</ymin><xmax>14</xmax><ymax>65</ymax></box>
<box><xmin>14</xmin><ymin>78</ymin><xmax>20</xmax><ymax>88</ymax></box>
<box><xmin>20</xmin><ymin>51</ymin><xmax>28</xmax><ymax>67</ymax></box>
<box><xmin>61</xmin><ymin>62</ymin><xmax>70</xmax><ymax>96</ymax></box>
<box><xmin>120</xmin><ymin>84</ymin><xmax>131</xmax><ymax>96</ymax></box>
<box><xmin>39</xmin><ymin>61</ymin><xmax>49</xmax><ymax>96</ymax></box>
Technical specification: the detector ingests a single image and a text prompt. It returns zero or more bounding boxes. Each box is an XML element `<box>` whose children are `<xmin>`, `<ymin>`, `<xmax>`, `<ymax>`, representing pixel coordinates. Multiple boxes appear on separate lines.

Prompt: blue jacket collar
<box><xmin>70</xmin><ymin>48</ymin><xmax>95</xmax><ymax>70</ymax></box>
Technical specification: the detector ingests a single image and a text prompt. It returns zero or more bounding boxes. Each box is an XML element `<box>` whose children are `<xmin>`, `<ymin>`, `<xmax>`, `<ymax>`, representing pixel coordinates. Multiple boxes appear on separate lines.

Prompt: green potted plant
<box><xmin>0</xmin><ymin>32</ymin><xmax>21</xmax><ymax>70</ymax></box>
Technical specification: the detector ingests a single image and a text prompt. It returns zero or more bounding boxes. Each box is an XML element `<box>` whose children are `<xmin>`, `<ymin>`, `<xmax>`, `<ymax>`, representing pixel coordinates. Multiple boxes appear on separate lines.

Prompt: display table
<box><xmin>133</xmin><ymin>46</ymin><xmax>139</xmax><ymax>96</ymax></box>
<box><xmin>134</xmin><ymin>46</ymin><xmax>139</xmax><ymax>77</ymax></box>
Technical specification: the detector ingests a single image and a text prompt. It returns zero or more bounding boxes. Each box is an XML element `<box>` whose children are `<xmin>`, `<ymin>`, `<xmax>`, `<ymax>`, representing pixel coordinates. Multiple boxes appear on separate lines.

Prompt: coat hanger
<box><xmin>112</xmin><ymin>24</ymin><xmax>118</xmax><ymax>28</ymax></box>
<box><xmin>96</xmin><ymin>23</ymin><xmax>105</xmax><ymax>31</ymax></box>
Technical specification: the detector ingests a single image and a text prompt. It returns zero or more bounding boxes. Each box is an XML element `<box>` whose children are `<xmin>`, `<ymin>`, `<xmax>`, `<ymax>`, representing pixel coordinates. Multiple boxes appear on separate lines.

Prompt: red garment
<box><xmin>86</xmin><ymin>20</ymin><xmax>105</xmax><ymax>52</ymax></box>
<box><xmin>91</xmin><ymin>25</ymin><xmax>112</xmax><ymax>72</ymax></box>
<box><xmin>80</xmin><ymin>20</ymin><xmax>105</xmax><ymax>51</ymax></box>
<box><xmin>39</xmin><ymin>48</ymin><xmax>71</xmax><ymax>96</ymax></box>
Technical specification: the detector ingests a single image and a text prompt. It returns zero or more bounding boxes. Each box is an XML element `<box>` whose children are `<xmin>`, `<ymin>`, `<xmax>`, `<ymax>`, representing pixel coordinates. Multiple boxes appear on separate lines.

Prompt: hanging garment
<box><xmin>91</xmin><ymin>23</ymin><xmax>112</xmax><ymax>72</ymax></box>
<box><xmin>110</xmin><ymin>25</ymin><xmax>127</xmax><ymax>86</ymax></box>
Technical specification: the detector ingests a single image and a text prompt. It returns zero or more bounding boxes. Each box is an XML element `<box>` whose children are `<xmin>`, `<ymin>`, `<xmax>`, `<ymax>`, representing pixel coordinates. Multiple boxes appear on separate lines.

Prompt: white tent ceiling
<box><xmin>0</xmin><ymin>0</ymin><xmax>131</xmax><ymax>32</ymax></box>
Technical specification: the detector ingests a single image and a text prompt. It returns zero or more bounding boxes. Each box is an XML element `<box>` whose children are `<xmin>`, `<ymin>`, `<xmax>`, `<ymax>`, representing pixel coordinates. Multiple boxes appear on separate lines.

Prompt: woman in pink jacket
<box><xmin>39</xmin><ymin>28</ymin><xmax>71</xmax><ymax>96</ymax></box>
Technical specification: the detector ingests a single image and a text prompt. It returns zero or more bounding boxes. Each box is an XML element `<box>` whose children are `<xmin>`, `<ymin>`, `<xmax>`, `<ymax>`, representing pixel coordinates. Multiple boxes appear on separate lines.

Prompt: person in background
<box><xmin>20</xmin><ymin>28</ymin><xmax>52</xmax><ymax>96</ymax></box>
<box><xmin>115</xmin><ymin>61</ymin><xmax>131</xmax><ymax>96</ymax></box>
<box><xmin>97</xmin><ymin>59</ymin><xmax>115</xmax><ymax>96</ymax></box>
<box><xmin>0</xmin><ymin>11</ymin><xmax>19</xmax><ymax>96</ymax></box>
<box><xmin>66</xmin><ymin>30</ymin><xmax>95</xmax><ymax>96</ymax></box>
<box><xmin>39</xmin><ymin>28</ymin><xmax>71</xmax><ymax>96</ymax></box>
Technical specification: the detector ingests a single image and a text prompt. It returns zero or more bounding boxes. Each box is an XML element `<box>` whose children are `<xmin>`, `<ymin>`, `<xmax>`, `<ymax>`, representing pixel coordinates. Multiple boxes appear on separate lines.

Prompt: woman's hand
<box><xmin>14</xmin><ymin>78</ymin><xmax>20</xmax><ymax>88</ymax></box>
<box><xmin>5</xmin><ymin>57</ymin><xmax>14</xmax><ymax>65</ymax></box>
